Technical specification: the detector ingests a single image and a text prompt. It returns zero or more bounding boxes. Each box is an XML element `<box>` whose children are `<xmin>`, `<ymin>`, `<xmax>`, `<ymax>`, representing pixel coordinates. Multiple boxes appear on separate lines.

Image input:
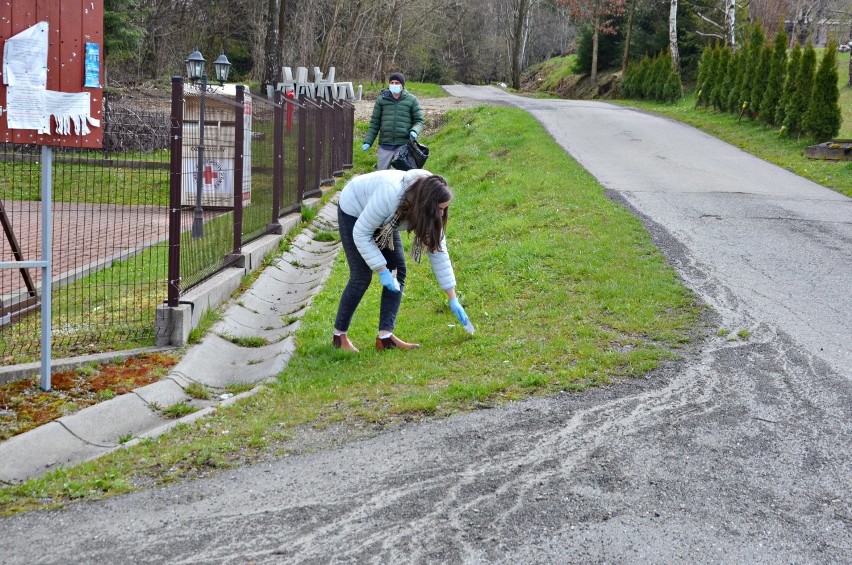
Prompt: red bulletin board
<box><xmin>0</xmin><ymin>0</ymin><xmax>104</xmax><ymax>148</ymax></box>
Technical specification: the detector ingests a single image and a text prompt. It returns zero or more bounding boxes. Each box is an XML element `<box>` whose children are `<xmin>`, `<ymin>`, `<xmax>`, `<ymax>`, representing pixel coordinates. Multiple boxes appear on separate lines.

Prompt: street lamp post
<box><xmin>185</xmin><ymin>49</ymin><xmax>231</xmax><ymax>238</ymax></box>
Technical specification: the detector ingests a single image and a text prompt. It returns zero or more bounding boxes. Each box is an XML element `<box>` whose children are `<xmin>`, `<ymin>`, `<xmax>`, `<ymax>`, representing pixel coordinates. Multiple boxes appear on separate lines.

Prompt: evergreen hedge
<box><xmin>803</xmin><ymin>40</ymin><xmax>842</xmax><ymax>141</ymax></box>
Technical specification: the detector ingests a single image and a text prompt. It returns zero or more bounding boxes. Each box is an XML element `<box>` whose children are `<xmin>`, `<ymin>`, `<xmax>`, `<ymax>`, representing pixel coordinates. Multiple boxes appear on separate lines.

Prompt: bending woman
<box><xmin>333</xmin><ymin>169</ymin><xmax>472</xmax><ymax>352</ymax></box>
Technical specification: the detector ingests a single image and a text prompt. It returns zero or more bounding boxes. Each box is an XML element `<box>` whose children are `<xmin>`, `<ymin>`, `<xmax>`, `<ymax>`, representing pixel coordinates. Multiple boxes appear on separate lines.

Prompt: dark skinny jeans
<box><xmin>334</xmin><ymin>207</ymin><xmax>406</xmax><ymax>333</ymax></box>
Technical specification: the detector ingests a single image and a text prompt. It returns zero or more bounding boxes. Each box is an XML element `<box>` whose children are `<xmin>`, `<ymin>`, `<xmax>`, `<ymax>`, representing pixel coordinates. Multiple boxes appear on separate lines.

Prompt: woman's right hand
<box><xmin>361</xmin><ymin>143</ymin><xmax>370</xmax><ymax>151</ymax></box>
<box><xmin>378</xmin><ymin>269</ymin><xmax>400</xmax><ymax>293</ymax></box>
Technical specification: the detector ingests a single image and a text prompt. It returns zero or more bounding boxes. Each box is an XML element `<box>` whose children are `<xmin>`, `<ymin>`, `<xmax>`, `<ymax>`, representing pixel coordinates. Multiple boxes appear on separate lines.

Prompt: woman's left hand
<box><xmin>449</xmin><ymin>298</ymin><xmax>469</xmax><ymax>326</ymax></box>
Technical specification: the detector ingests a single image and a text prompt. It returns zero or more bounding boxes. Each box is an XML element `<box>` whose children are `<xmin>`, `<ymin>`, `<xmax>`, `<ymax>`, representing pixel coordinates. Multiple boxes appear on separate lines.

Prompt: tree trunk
<box><xmin>263</xmin><ymin>0</ymin><xmax>280</xmax><ymax>93</ymax></box>
<box><xmin>277</xmin><ymin>0</ymin><xmax>287</xmax><ymax>73</ymax></box>
<box><xmin>621</xmin><ymin>0</ymin><xmax>638</xmax><ymax>75</ymax></box>
<box><xmin>726</xmin><ymin>0</ymin><xmax>736</xmax><ymax>48</ymax></box>
<box><xmin>669</xmin><ymin>0</ymin><xmax>679</xmax><ymax>74</ymax></box>
<box><xmin>591</xmin><ymin>14</ymin><xmax>600</xmax><ymax>84</ymax></box>
<box><xmin>511</xmin><ymin>0</ymin><xmax>531</xmax><ymax>89</ymax></box>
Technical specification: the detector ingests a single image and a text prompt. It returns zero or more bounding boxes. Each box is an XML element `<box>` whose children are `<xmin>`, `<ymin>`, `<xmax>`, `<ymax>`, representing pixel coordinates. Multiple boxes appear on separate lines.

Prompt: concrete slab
<box><xmin>218</xmin><ymin>301</ymin><xmax>305</xmax><ymax>330</ymax></box>
<box><xmin>0</xmin><ymin>422</ymin><xmax>108</xmax><ymax>483</ymax></box>
<box><xmin>238</xmin><ymin>288</ymin><xmax>310</xmax><ymax>317</ymax></box>
<box><xmin>58</xmin><ymin>393</ymin><xmax>164</xmax><ymax>446</ymax></box>
<box><xmin>133</xmin><ymin>379</ymin><xmax>189</xmax><ymax>407</ymax></box>
<box><xmin>260</xmin><ymin>264</ymin><xmax>330</xmax><ymax>286</ymax></box>
<box><xmin>165</xmin><ymin>372</ymin><xmax>193</xmax><ymax>389</ymax></box>
<box><xmin>216</xmin><ymin>314</ymin><xmax>302</xmax><ymax>342</ymax></box>
<box><xmin>172</xmin><ymin>334</ymin><xmax>296</xmax><ymax>388</ymax></box>
<box><xmin>242</xmin><ymin>233</ymin><xmax>285</xmax><ymax>271</ymax></box>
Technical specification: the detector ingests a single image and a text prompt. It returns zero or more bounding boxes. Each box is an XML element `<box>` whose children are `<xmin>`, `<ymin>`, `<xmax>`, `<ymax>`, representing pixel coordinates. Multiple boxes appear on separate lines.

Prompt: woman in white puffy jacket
<box><xmin>332</xmin><ymin>169</ymin><xmax>472</xmax><ymax>352</ymax></box>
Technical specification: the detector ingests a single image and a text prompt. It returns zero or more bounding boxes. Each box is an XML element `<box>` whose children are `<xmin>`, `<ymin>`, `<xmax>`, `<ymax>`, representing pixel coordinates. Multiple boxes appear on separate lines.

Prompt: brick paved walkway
<box><xmin>1</xmin><ymin>201</ymin><xmax>171</xmax><ymax>304</ymax></box>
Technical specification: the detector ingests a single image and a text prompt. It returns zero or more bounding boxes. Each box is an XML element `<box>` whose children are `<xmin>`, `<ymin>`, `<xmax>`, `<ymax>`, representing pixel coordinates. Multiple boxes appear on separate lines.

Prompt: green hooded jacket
<box><xmin>364</xmin><ymin>89</ymin><xmax>424</xmax><ymax>147</ymax></box>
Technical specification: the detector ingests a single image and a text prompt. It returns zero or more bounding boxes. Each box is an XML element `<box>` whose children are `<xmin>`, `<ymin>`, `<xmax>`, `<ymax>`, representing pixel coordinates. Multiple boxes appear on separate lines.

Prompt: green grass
<box><xmin>0</xmin><ymin>104</ymin><xmax>701</xmax><ymax>516</ymax></box>
<box><xmin>526</xmin><ymin>55</ymin><xmax>580</xmax><ymax>92</ymax></box>
<box><xmin>0</xmin><ymin>152</ymin><xmax>170</xmax><ymax>205</ymax></box>
<box><xmin>357</xmin><ymin>80</ymin><xmax>447</xmax><ymax>99</ymax></box>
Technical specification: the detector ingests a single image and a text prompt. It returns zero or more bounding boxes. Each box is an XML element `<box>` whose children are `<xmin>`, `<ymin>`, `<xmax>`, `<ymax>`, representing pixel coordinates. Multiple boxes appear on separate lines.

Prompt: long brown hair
<box><xmin>397</xmin><ymin>174</ymin><xmax>452</xmax><ymax>253</ymax></box>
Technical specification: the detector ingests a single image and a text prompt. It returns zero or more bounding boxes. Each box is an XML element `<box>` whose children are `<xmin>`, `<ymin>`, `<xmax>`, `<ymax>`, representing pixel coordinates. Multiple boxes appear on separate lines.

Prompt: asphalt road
<box><xmin>1</xmin><ymin>88</ymin><xmax>850</xmax><ymax>563</ymax></box>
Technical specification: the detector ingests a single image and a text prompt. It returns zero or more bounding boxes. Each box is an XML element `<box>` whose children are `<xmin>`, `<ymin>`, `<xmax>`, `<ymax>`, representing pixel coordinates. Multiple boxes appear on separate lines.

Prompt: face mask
<box><xmin>389</xmin><ymin>84</ymin><xmax>402</xmax><ymax>95</ymax></box>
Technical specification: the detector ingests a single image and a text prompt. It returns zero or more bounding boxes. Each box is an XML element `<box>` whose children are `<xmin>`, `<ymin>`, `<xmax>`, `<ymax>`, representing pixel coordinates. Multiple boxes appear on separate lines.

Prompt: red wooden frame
<box><xmin>0</xmin><ymin>0</ymin><xmax>104</xmax><ymax>148</ymax></box>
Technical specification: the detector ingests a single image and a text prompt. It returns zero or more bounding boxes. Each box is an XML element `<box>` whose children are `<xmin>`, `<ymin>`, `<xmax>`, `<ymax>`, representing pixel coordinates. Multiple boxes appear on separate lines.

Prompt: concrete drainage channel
<box><xmin>0</xmin><ymin>200</ymin><xmax>341</xmax><ymax>483</ymax></box>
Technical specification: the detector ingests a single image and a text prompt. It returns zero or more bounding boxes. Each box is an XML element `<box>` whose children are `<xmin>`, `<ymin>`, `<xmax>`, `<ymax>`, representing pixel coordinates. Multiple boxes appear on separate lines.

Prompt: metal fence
<box><xmin>1</xmin><ymin>104</ymin><xmax>172</xmax><ymax>364</ymax></box>
<box><xmin>1</xmin><ymin>80</ymin><xmax>354</xmax><ymax>364</ymax></box>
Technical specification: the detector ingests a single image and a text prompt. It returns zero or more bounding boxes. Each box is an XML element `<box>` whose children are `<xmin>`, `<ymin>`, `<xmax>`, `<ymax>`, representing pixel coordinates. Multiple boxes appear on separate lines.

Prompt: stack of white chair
<box><xmin>314</xmin><ymin>66</ymin><xmax>336</xmax><ymax>101</ymax></box>
<box><xmin>277</xmin><ymin>65</ymin><xmax>356</xmax><ymax>101</ymax></box>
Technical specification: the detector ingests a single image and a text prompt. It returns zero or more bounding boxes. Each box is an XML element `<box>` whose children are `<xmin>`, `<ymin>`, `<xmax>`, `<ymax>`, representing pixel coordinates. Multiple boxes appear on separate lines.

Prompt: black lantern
<box><xmin>184</xmin><ymin>49</ymin><xmax>205</xmax><ymax>82</ymax></box>
<box><xmin>213</xmin><ymin>53</ymin><xmax>231</xmax><ymax>85</ymax></box>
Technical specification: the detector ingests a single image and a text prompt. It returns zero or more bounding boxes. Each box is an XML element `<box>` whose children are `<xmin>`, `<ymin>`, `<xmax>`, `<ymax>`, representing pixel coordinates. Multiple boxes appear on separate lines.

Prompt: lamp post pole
<box><xmin>192</xmin><ymin>72</ymin><xmax>207</xmax><ymax>238</ymax></box>
<box><xmin>185</xmin><ymin>49</ymin><xmax>230</xmax><ymax>239</ymax></box>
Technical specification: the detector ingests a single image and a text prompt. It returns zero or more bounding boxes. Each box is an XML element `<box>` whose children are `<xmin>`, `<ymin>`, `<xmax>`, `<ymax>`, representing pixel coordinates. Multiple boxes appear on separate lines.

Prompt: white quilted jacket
<box><xmin>338</xmin><ymin>169</ymin><xmax>456</xmax><ymax>290</ymax></box>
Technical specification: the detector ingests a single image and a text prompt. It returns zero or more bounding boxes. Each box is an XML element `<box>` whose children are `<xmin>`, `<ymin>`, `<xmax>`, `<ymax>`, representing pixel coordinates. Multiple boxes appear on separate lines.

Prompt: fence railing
<box><xmin>1</xmin><ymin>80</ymin><xmax>354</xmax><ymax>364</ymax></box>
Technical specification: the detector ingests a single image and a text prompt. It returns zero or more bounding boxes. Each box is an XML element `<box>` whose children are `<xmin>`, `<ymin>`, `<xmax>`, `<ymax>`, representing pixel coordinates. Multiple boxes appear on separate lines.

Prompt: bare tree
<box><xmin>263</xmin><ymin>0</ymin><xmax>281</xmax><ymax>89</ymax></box>
<box><xmin>557</xmin><ymin>0</ymin><xmax>626</xmax><ymax>83</ymax></box>
<box><xmin>621</xmin><ymin>0</ymin><xmax>640</xmax><ymax>74</ymax></box>
<box><xmin>670</xmin><ymin>0</ymin><xmax>680</xmax><ymax>73</ymax></box>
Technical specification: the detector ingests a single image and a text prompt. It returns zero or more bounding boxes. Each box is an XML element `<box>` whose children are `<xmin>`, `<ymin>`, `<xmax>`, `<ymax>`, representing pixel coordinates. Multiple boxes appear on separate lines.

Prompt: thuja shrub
<box><xmin>662</xmin><ymin>69</ymin><xmax>683</xmax><ymax>102</ymax></box>
<box><xmin>760</xmin><ymin>28</ymin><xmax>789</xmax><ymax>126</ymax></box>
<box><xmin>711</xmin><ymin>47</ymin><xmax>732</xmax><ymax>111</ymax></box>
<box><xmin>803</xmin><ymin>40</ymin><xmax>842</xmax><ymax>141</ymax></box>
<box><xmin>776</xmin><ymin>44</ymin><xmax>802</xmax><ymax>128</ymax></box>
<box><xmin>749</xmin><ymin>44</ymin><xmax>772</xmax><ymax>117</ymax></box>
<box><xmin>620</xmin><ymin>52</ymin><xmax>683</xmax><ymax>102</ymax></box>
<box><xmin>696</xmin><ymin>44</ymin><xmax>719</xmax><ymax>107</ymax></box>
<box><xmin>737</xmin><ymin>24</ymin><xmax>765</xmax><ymax>112</ymax></box>
<box><xmin>783</xmin><ymin>42</ymin><xmax>816</xmax><ymax>136</ymax></box>
<box><xmin>724</xmin><ymin>50</ymin><xmax>744</xmax><ymax>112</ymax></box>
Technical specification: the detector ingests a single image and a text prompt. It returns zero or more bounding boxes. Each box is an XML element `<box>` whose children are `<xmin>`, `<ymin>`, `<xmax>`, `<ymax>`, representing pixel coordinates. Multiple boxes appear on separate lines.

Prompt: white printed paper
<box><xmin>44</xmin><ymin>91</ymin><xmax>96</xmax><ymax>135</ymax></box>
<box><xmin>2</xmin><ymin>21</ymin><xmax>49</xmax><ymax>88</ymax></box>
<box><xmin>5</xmin><ymin>86</ymin><xmax>48</xmax><ymax>131</ymax></box>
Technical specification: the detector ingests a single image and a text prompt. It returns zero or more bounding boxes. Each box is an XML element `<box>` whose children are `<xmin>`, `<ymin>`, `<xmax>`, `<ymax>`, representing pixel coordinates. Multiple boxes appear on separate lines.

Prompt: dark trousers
<box><xmin>334</xmin><ymin>207</ymin><xmax>406</xmax><ymax>333</ymax></box>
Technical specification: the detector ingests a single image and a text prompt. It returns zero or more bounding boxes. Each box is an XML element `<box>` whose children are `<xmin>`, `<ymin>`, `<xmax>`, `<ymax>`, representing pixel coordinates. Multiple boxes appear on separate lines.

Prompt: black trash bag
<box><xmin>390</xmin><ymin>138</ymin><xmax>430</xmax><ymax>171</ymax></box>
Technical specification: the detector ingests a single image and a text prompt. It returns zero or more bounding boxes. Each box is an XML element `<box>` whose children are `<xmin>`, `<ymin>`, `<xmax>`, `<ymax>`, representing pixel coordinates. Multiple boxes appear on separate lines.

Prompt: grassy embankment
<box><xmin>0</xmin><ymin>102</ymin><xmax>701</xmax><ymax>516</ymax></box>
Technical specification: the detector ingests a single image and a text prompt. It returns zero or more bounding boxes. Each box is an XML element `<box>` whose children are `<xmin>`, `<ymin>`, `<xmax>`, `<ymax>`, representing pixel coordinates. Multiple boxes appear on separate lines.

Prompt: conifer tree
<box><xmin>749</xmin><ymin>45</ymin><xmax>772</xmax><ymax>117</ymax></box>
<box><xmin>655</xmin><ymin>53</ymin><xmax>671</xmax><ymax>100</ymax></box>
<box><xmin>761</xmin><ymin>28</ymin><xmax>789</xmax><ymax>125</ymax></box>
<box><xmin>637</xmin><ymin>56</ymin><xmax>652</xmax><ymax>98</ymax></box>
<box><xmin>803</xmin><ymin>40</ymin><xmax>842</xmax><ymax>141</ymax></box>
<box><xmin>663</xmin><ymin>69</ymin><xmax>683</xmax><ymax>102</ymax></box>
<box><xmin>725</xmin><ymin>50</ymin><xmax>744</xmax><ymax>112</ymax></box>
<box><xmin>712</xmin><ymin>47</ymin><xmax>731</xmax><ymax>111</ymax></box>
<box><xmin>783</xmin><ymin>42</ymin><xmax>816</xmax><ymax>136</ymax></box>
<box><xmin>738</xmin><ymin>24</ymin><xmax>765</xmax><ymax>112</ymax></box>
<box><xmin>695</xmin><ymin>45</ymin><xmax>714</xmax><ymax>106</ymax></box>
<box><xmin>776</xmin><ymin>44</ymin><xmax>801</xmax><ymax>128</ymax></box>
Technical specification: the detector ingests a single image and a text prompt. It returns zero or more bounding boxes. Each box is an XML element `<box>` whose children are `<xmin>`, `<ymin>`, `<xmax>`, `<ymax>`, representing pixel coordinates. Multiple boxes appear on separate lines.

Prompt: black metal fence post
<box><xmin>296</xmin><ymin>98</ymin><xmax>308</xmax><ymax>203</ymax></box>
<box><xmin>167</xmin><ymin>77</ymin><xmax>184</xmax><ymax>307</ymax></box>
<box><xmin>232</xmin><ymin>85</ymin><xmax>245</xmax><ymax>255</ymax></box>
<box><xmin>271</xmin><ymin>89</ymin><xmax>283</xmax><ymax>227</ymax></box>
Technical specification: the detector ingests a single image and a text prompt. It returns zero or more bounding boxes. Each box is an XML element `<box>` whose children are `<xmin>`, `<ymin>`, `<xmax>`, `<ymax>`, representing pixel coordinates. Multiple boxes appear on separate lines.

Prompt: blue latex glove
<box><xmin>409</xmin><ymin>131</ymin><xmax>418</xmax><ymax>140</ymax></box>
<box><xmin>378</xmin><ymin>269</ymin><xmax>400</xmax><ymax>293</ymax></box>
<box><xmin>449</xmin><ymin>298</ymin><xmax>469</xmax><ymax>326</ymax></box>
<box><xmin>361</xmin><ymin>143</ymin><xmax>370</xmax><ymax>151</ymax></box>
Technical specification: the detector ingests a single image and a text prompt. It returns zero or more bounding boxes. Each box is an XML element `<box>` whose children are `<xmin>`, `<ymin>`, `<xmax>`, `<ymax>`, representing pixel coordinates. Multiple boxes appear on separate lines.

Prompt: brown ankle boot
<box><xmin>332</xmin><ymin>334</ymin><xmax>359</xmax><ymax>352</ymax></box>
<box><xmin>375</xmin><ymin>334</ymin><xmax>420</xmax><ymax>351</ymax></box>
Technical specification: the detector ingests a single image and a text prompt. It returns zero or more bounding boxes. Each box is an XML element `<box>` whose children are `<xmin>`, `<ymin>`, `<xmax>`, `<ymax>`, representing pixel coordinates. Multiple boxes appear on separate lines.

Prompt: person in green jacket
<box><xmin>361</xmin><ymin>72</ymin><xmax>424</xmax><ymax>169</ymax></box>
